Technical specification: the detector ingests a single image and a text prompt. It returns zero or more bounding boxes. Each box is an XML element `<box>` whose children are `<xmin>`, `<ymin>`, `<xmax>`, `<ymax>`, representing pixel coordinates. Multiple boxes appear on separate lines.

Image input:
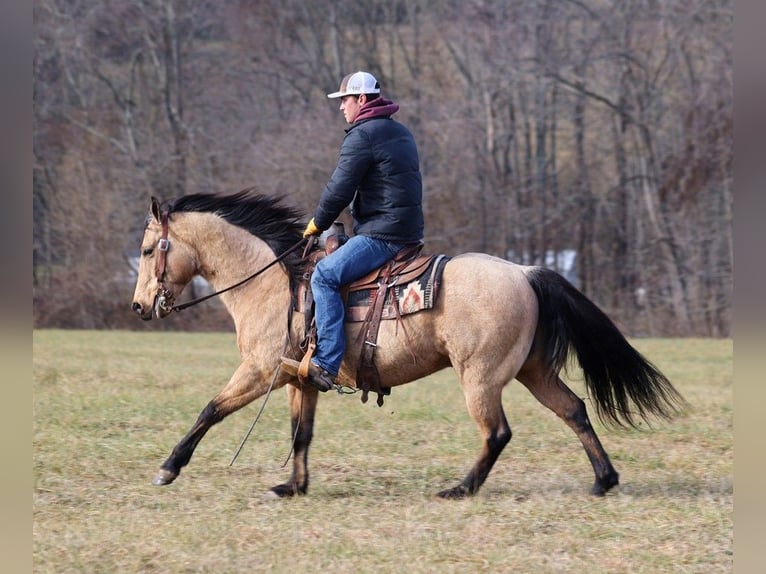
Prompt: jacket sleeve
<box><xmin>313</xmin><ymin>128</ymin><xmax>373</xmax><ymax>230</ymax></box>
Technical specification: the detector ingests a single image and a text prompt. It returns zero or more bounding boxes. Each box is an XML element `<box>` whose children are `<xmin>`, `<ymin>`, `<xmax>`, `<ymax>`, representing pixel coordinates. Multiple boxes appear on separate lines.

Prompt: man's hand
<box><xmin>303</xmin><ymin>218</ymin><xmax>321</xmax><ymax>238</ymax></box>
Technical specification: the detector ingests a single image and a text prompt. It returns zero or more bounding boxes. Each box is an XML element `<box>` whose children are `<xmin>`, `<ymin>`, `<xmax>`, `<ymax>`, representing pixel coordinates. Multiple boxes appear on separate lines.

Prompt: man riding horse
<box><xmin>288</xmin><ymin>71</ymin><xmax>425</xmax><ymax>392</ymax></box>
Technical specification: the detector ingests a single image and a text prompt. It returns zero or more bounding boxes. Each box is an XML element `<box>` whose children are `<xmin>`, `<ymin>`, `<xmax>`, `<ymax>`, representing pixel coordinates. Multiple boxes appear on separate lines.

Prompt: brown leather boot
<box><xmin>306</xmin><ymin>362</ymin><xmax>336</xmax><ymax>392</ymax></box>
<box><xmin>279</xmin><ymin>357</ymin><xmax>336</xmax><ymax>392</ymax></box>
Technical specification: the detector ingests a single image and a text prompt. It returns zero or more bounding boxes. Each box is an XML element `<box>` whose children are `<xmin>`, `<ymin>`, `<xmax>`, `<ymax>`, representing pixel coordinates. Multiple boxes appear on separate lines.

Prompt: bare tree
<box><xmin>33</xmin><ymin>0</ymin><xmax>732</xmax><ymax>335</ymax></box>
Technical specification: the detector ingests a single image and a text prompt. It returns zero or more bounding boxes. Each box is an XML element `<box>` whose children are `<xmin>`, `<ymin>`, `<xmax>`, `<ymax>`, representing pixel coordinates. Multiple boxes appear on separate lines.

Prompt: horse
<box><xmin>130</xmin><ymin>188</ymin><xmax>686</xmax><ymax>499</ymax></box>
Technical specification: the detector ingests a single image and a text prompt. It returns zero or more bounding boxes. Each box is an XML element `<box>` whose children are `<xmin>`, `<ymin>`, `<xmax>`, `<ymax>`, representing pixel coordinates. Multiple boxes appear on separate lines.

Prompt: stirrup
<box><xmin>279</xmin><ymin>356</ymin><xmax>301</xmax><ymax>376</ymax></box>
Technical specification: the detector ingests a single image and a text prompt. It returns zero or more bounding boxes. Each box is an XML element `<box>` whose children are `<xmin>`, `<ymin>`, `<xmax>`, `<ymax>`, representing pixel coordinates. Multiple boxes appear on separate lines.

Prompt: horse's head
<box><xmin>131</xmin><ymin>197</ymin><xmax>198</xmax><ymax>320</ymax></box>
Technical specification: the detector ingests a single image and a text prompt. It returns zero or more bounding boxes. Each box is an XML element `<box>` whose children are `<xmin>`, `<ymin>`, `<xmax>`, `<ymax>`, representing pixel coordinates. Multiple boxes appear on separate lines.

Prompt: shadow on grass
<box><xmin>616</xmin><ymin>475</ymin><xmax>732</xmax><ymax>498</ymax></box>
<box><xmin>300</xmin><ymin>472</ymin><xmax>731</xmax><ymax>501</ymax></box>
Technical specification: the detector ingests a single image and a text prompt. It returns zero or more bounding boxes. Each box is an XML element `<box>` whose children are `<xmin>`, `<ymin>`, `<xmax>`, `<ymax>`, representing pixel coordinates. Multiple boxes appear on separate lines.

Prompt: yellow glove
<box><xmin>303</xmin><ymin>218</ymin><xmax>322</xmax><ymax>238</ymax></box>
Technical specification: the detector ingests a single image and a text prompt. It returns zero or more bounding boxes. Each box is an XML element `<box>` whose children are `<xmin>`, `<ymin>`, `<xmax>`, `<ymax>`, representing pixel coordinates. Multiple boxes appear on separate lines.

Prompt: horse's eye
<box><xmin>142</xmin><ymin>247</ymin><xmax>154</xmax><ymax>257</ymax></box>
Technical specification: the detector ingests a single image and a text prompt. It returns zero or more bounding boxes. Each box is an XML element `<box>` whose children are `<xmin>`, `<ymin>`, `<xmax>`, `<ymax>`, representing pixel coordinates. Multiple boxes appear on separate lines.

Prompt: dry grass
<box><xmin>33</xmin><ymin>331</ymin><xmax>732</xmax><ymax>573</ymax></box>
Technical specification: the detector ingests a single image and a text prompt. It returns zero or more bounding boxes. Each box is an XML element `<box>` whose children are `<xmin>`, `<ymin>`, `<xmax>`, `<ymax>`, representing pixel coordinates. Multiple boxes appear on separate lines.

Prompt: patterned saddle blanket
<box><xmin>345</xmin><ymin>253</ymin><xmax>450</xmax><ymax>322</ymax></box>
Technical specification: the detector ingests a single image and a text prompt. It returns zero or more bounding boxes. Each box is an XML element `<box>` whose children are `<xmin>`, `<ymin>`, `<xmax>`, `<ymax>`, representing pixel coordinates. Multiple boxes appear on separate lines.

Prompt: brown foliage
<box><xmin>33</xmin><ymin>0</ymin><xmax>732</xmax><ymax>336</ymax></box>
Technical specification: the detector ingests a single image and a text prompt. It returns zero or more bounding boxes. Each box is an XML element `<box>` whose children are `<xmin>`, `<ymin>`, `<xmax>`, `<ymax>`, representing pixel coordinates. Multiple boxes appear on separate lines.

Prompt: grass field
<box><xmin>33</xmin><ymin>330</ymin><xmax>732</xmax><ymax>573</ymax></box>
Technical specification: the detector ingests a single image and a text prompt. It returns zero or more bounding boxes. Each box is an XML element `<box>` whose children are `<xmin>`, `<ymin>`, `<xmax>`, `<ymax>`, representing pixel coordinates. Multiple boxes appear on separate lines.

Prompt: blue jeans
<box><xmin>311</xmin><ymin>235</ymin><xmax>404</xmax><ymax>375</ymax></box>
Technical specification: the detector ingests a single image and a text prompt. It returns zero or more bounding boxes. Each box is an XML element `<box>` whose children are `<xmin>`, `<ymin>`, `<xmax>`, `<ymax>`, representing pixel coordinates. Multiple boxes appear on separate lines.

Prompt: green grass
<box><xmin>33</xmin><ymin>331</ymin><xmax>732</xmax><ymax>573</ymax></box>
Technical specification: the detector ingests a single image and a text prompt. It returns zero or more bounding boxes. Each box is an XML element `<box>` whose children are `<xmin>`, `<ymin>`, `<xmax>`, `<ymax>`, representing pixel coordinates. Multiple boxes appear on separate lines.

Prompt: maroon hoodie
<box><xmin>353</xmin><ymin>97</ymin><xmax>400</xmax><ymax>123</ymax></box>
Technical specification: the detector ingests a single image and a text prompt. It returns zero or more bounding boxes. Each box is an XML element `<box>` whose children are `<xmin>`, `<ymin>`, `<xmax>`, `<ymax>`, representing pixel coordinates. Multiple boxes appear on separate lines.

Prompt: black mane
<box><xmin>163</xmin><ymin>188</ymin><xmax>307</xmax><ymax>282</ymax></box>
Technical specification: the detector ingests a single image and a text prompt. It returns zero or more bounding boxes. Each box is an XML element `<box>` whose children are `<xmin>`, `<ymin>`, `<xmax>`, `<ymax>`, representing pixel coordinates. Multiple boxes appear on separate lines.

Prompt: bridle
<box><xmin>154</xmin><ymin>210</ymin><xmax>174</xmax><ymax>315</ymax></box>
<box><xmin>151</xmin><ymin>209</ymin><xmax>309</xmax><ymax>315</ymax></box>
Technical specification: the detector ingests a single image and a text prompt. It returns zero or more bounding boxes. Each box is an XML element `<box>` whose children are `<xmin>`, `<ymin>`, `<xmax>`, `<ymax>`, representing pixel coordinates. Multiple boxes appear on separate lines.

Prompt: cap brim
<box><xmin>327</xmin><ymin>91</ymin><xmax>345</xmax><ymax>99</ymax></box>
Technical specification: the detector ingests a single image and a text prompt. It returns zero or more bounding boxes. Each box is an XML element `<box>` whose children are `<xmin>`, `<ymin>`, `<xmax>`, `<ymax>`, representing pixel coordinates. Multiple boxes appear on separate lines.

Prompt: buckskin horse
<box><xmin>130</xmin><ymin>188</ymin><xmax>685</xmax><ymax>499</ymax></box>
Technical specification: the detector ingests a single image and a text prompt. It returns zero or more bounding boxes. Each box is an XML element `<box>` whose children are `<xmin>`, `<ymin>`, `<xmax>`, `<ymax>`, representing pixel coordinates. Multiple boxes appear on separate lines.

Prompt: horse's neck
<box><xmin>186</xmin><ymin>215</ymin><xmax>291</xmax><ymax>320</ymax></box>
<box><xmin>193</xmin><ymin>222</ymin><xmax>264</xmax><ymax>279</ymax></box>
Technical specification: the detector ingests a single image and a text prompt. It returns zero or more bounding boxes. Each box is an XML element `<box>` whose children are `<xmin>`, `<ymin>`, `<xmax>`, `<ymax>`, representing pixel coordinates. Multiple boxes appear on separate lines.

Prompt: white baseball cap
<box><xmin>327</xmin><ymin>71</ymin><xmax>380</xmax><ymax>99</ymax></box>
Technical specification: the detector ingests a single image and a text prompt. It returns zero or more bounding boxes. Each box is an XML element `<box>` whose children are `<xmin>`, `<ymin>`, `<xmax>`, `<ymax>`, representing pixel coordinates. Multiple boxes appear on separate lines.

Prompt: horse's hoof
<box><xmin>152</xmin><ymin>469</ymin><xmax>178</xmax><ymax>486</ymax></box>
<box><xmin>436</xmin><ymin>485</ymin><xmax>470</xmax><ymax>500</ymax></box>
<box><xmin>269</xmin><ymin>482</ymin><xmax>305</xmax><ymax>498</ymax></box>
<box><xmin>591</xmin><ymin>472</ymin><xmax>619</xmax><ymax>496</ymax></box>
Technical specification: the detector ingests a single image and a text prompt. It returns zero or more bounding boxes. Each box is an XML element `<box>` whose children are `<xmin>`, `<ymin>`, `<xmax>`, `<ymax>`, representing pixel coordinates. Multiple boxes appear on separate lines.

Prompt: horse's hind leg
<box><xmin>438</xmin><ymin>379</ymin><xmax>512</xmax><ymax>499</ymax></box>
<box><xmin>270</xmin><ymin>383</ymin><xmax>318</xmax><ymax>497</ymax></box>
<box><xmin>517</xmin><ymin>364</ymin><xmax>619</xmax><ymax>495</ymax></box>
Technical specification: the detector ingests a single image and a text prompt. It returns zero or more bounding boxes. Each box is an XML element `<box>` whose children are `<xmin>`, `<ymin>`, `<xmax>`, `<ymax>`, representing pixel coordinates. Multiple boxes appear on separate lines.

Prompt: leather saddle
<box><xmin>292</xmin><ymin>225</ymin><xmax>449</xmax><ymax>406</ymax></box>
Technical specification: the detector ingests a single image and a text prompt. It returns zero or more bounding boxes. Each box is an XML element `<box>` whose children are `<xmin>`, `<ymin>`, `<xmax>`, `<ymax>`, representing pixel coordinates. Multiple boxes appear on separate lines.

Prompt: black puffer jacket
<box><xmin>313</xmin><ymin>99</ymin><xmax>424</xmax><ymax>243</ymax></box>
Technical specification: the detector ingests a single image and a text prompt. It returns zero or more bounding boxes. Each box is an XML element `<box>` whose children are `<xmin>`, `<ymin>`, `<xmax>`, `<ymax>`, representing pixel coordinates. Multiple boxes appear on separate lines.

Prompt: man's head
<box><xmin>327</xmin><ymin>71</ymin><xmax>380</xmax><ymax>124</ymax></box>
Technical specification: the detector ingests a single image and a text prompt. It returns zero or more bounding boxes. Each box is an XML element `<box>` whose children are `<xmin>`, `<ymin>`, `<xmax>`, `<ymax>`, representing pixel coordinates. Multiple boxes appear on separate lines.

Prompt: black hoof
<box><xmin>152</xmin><ymin>468</ymin><xmax>178</xmax><ymax>486</ymax></box>
<box><xmin>591</xmin><ymin>471</ymin><xmax>620</xmax><ymax>496</ymax></box>
<box><xmin>270</xmin><ymin>482</ymin><xmax>306</xmax><ymax>498</ymax></box>
<box><xmin>436</xmin><ymin>485</ymin><xmax>470</xmax><ymax>499</ymax></box>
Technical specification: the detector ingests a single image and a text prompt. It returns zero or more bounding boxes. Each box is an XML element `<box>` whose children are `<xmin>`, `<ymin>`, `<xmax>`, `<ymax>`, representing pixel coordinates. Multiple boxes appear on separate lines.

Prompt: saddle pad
<box><xmin>345</xmin><ymin>254</ymin><xmax>450</xmax><ymax>322</ymax></box>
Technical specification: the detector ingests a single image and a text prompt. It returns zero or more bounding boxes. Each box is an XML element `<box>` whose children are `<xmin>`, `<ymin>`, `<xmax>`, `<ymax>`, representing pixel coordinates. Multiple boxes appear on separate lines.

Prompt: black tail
<box><xmin>525</xmin><ymin>266</ymin><xmax>687</xmax><ymax>429</ymax></box>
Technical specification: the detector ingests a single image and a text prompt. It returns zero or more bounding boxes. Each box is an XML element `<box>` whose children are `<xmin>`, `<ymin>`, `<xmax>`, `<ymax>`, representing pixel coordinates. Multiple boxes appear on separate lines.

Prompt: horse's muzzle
<box><xmin>132</xmin><ymin>301</ymin><xmax>154</xmax><ymax>321</ymax></box>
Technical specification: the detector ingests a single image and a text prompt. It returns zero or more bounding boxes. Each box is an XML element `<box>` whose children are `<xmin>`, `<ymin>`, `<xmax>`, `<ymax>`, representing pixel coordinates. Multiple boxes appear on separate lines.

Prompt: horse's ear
<box><xmin>150</xmin><ymin>196</ymin><xmax>162</xmax><ymax>223</ymax></box>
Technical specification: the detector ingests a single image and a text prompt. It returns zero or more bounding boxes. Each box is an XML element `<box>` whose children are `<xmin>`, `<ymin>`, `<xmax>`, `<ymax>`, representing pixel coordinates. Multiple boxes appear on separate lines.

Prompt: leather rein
<box><xmin>153</xmin><ymin>210</ymin><xmax>308</xmax><ymax>314</ymax></box>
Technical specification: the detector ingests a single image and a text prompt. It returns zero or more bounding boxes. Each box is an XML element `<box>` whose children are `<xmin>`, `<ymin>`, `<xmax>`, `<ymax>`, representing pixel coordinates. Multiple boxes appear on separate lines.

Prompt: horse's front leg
<box><xmin>269</xmin><ymin>382</ymin><xmax>319</xmax><ymax>497</ymax></box>
<box><xmin>153</xmin><ymin>360</ymin><xmax>278</xmax><ymax>486</ymax></box>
